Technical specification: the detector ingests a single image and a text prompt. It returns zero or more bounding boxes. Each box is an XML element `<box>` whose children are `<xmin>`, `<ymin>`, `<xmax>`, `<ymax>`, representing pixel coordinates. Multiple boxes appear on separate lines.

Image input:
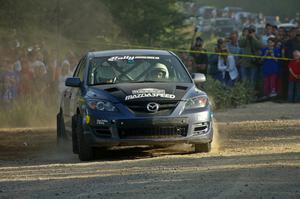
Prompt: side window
<box><xmin>73</xmin><ymin>59</ymin><xmax>83</xmax><ymax>77</ymax></box>
<box><xmin>74</xmin><ymin>56</ymin><xmax>87</xmax><ymax>81</ymax></box>
<box><xmin>78</xmin><ymin>57</ymin><xmax>86</xmax><ymax>81</ymax></box>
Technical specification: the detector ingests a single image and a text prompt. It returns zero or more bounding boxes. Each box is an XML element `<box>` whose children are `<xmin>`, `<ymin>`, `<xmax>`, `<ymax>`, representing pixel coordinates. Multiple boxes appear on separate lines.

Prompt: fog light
<box><xmin>193</xmin><ymin>122</ymin><xmax>209</xmax><ymax>135</ymax></box>
<box><xmin>86</xmin><ymin>115</ymin><xmax>90</xmax><ymax>124</ymax></box>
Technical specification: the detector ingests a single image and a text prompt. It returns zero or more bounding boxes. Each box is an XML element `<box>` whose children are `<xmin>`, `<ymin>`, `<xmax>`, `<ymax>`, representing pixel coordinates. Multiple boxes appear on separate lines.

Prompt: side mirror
<box><xmin>65</xmin><ymin>77</ymin><xmax>81</xmax><ymax>87</ymax></box>
<box><xmin>192</xmin><ymin>73</ymin><xmax>206</xmax><ymax>83</ymax></box>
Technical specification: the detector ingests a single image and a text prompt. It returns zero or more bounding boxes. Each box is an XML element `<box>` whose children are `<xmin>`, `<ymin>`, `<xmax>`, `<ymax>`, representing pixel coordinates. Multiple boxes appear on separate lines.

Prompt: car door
<box><xmin>63</xmin><ymin>56</ymin><xmax>87</xmax><ymax>132</ymax></box>
<box><xmin>69</xmin><ymin>56</ymin><xmax>87</xmax><ymax>120</ymax></box>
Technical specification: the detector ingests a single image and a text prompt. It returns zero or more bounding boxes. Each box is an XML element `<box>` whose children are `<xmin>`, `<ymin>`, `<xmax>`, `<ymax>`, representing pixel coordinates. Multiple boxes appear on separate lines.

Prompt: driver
<box><xmin>147</xmin><ymin>63</ymin><xmax>169</xmax><ymax>81</ymax></box>
<box><xmin>95</xmin><ymin>62</ymin><xmax>116</xmax><ymax>84</ymax></box>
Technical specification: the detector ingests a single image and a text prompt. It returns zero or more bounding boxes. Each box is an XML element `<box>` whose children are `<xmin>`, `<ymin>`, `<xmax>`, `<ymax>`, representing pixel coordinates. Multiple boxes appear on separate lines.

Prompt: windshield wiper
<box><xmin>130</xmin><ymin>80</ymin><xmax>165</xmax><ymax>83</ymax></box>
<box><xmin>91</xmin><ymin>82</ymin><xmax>116</xmax><ymax>86</ymax></box>
<box><xmin>91</xmin><ymin>77</ymin><xmax>118</xmax><ymax>85</ymax></box>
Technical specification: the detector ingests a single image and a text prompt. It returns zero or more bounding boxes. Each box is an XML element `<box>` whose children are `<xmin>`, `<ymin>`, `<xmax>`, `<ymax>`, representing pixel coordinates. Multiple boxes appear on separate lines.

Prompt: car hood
<box><xmin>86</xmin><ymin>83</ymin><xmax>203</xmax><ymax>103</ymax></box>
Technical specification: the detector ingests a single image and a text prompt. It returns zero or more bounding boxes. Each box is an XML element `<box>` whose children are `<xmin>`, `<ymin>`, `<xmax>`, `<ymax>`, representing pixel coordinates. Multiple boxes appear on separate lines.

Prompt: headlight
<box><xmin>87</xmin><ymin>100</ymin><xmax>117</xmax><ymax>112</ymax></box>
<box><xmin>184</xmin><ymin>96</ymin><xmax>208</xmax><ymax>110</ymax></box>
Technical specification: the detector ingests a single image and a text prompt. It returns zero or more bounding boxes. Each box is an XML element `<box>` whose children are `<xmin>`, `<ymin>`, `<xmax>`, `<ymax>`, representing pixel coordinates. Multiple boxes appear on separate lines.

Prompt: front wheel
<box><xmin>194</xmin><ymin>142</ymin><xmax>211</xmax><ymax>153</ymax></box>
<box><xmin>76</xmin><ymin>116</ymin><xmax>94</xmax><ymax>161</ymax></box>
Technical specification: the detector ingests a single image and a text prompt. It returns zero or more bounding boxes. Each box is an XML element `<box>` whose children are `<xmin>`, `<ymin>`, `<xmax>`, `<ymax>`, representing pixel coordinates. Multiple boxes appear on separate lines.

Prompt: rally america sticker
<box><xmin>108</xmin><ymin>56</ymin><xmax>160</xmax><ymax>62</ymax></box>
<box><xmin>125</xmin><ymin>88</ymin><xmax>175</xmax><ymax>101</ymax></box>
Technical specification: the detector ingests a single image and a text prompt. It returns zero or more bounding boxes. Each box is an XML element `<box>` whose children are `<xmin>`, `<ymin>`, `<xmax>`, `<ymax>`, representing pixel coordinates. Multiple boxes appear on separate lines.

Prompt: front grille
<box><xmin>92</xmin><ymin>126</ymin><xmax>111</xmax><ymax>137</ymax></box>
<box><xmin>125</xmin><ymin>101</ymin><xmax>179</xmax><ymax>116</ymax></box>
<box><xmin>118</xmin><ymin>125</ymin><xmax>188</xmax><ymax>139</ymax></box>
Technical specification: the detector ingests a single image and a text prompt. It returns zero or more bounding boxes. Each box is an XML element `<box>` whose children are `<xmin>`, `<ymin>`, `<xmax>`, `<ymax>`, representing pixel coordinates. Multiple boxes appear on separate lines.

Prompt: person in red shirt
<box><xmin>288</xmin><ymin>50</ymin><xmax>300</xmax><ymax>102</ymax></box>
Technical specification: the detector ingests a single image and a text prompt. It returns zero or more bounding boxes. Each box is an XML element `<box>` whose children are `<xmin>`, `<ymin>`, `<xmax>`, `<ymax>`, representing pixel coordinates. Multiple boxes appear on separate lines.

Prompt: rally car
<box><xmin>57</xmin><ymin>49</ymin><xmax>214</xmax><ymax>161</ymax></box>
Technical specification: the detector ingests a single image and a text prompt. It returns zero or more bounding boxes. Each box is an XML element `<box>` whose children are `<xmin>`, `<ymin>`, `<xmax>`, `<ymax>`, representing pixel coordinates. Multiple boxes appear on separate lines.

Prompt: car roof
<box><xmin>89</xmin><ymin>49</ymin><xmax>172</xmax><ymax>58</ymax></box>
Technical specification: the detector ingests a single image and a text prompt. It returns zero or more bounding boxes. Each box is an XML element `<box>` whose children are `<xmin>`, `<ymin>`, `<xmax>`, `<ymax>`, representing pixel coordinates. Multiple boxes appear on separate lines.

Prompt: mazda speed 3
<box><xmin>57</xmin><ymin>49</ymin><xmax>214</xmax><ymax>161</ymax></box>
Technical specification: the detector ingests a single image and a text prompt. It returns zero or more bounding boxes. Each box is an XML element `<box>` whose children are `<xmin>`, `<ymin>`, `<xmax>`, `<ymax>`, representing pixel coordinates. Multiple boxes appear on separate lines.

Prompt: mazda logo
<box><xmin>146</xmin><ymin>102</ymin><xmax>159</xmax><ymax>112</ymax></box>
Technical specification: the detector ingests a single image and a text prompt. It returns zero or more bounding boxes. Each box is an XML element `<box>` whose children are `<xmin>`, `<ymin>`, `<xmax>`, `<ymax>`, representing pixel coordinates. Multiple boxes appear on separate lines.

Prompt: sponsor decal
<box><xmin>132</xmin><ymin>88</ymin><xmax>165</xmax><ymax>95</ymax></box>
<box><xmin>125</xmin><ymin>88</ymin><xmax>175</xmax><ymax>101</ymax></box>
<box><xmin>108</xmin><ymin>56</ymin><xmax>160</xmax><ymax>62</ymax></box>
<box><xmin>96</xmin><ymin>119</ymin><xmax>109</xmax><ymax>125</ymax></box>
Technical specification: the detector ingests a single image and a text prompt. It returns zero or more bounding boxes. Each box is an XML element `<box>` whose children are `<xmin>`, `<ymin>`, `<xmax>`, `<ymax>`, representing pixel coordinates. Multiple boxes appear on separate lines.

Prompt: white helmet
<box><xmin>148</xmin><ymin>63</ymin><xmax>169</xmax><ymax>80</ymax></box>
<box><xmin>95</xmin><ymin>62</ymin><xmax>115</xmax><ymax>83</ymax></box>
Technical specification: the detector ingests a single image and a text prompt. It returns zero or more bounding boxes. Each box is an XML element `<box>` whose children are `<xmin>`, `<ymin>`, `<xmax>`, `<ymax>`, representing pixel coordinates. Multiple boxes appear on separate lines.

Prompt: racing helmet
<box><xmin>147</xmin><ymin>63</ymin><xmax>169</xmax><ymax>80</ymax></box>
<box><xmin>95</xmin><ymin>62</ymin><xmax>116</xmax><ymax>83</ymax></box>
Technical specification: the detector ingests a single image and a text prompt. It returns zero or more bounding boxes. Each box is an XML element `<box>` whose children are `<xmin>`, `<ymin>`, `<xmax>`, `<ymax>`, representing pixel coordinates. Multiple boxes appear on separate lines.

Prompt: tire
<box><xmin>194</xmin><ymin>142</ymin><xmax>211</xmax><ymax>153</ymax></box>
<box><xmin>76</xmin><ymin>116</ymin><xmax>94</xmax><ymax>161</ymax></box>
<box><xmin>56</xmin><ymin>110</ymin><xmax>67</xmax><ymax>146</ymax></box>
<box><xmin>72</xmin><ymin>115</ymin><xmax>79</xmax><ymax>154</ymax></box>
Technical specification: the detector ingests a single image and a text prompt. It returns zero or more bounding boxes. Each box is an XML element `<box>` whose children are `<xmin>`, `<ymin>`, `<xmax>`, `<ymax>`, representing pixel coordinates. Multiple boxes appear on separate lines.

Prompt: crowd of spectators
<box><xmin>1</xmin><ymin>23</ymin><xmax>300</xmax><ymax>107</ymax></box>
<box><xmin>0</xmin><ymin>42</ymin><xmax>78</xmax><ymax>106</ymax></box>
<box><xmin>185</xmin><ymin>22</ymin><xmax>300</xmax><ymax>103</ymax></box>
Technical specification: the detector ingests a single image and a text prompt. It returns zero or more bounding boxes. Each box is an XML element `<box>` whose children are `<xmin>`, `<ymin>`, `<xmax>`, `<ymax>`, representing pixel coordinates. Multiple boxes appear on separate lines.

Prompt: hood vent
<box><xmin>176</xmin><ymin>85</ymin><xmax>188</xmax><ymax>91</ymax></box>
<box><xmin>104</xmin><ymin>87</ymin><xmax>119</xmax><ymax>93</ymax></box>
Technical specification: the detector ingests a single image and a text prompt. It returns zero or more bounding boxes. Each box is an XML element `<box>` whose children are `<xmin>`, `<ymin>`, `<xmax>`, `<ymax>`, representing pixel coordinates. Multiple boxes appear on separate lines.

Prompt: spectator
<box><xmin>180</xmin><ymin>52</ymin><xmax>194</xmax><ymax>73</ymax></box>
<box><xmin>276</xmin><ymin>27</ymin><xmax>287</xmax><ymax>50</ymax></box>
<box><xmin>287</xmin><ymin>50</ymin><xmax>300</xmax><ymax>102</ymax></box>
<box><xmin>261</xmin><ymin>23</ymin><xmax>275</xmax><ymax>47</ymax></box>
<box><xmin>29</xmin><ymin>51</ymin><xmax>47</xmax><ymax>76</ymax></box>
<box><xmin>227</xmin><ymin>31</ymin><xmax>242</xmax><ymax>56</ymax></box>
<box><xmin>272</xmin><ymin>25</ymin><xmax>278</xmax><ymax>36</ymax></box>
<box><xmin>239</xmin><ymin>25</ymin><xmax>262</xmax><ymax>88</ymax></box>
<box><xmin>18</xmin><ymin>52</ymin><xmax>34</xmax><ymax>96</ymax></box>
<box><xmin>1</xmin><ymin>57</ymin><xmax>18</xmax><ymax>103</ymax></box>
<box><xmin>261</xmin><ymin>37</ymin><xmax>281</xmax><ymax>98</ymax></box>
<box><xmin>285</xmin><ymin>29</ymin><xmax>300</xmax><ymax>59</ymax></box>
<box><xmin>242</xmin><ymin>27</ymin><xmax>249</xmax><ymax>37</ymax></box>
<box><xmin>29</xmin><ymin>51</ymin><xmax>48</xmax><ymax>98</ymax></box>
<box><xmin>190</xmin><ymin>37</ymin><xmax>208</xmax><ymax>75</ymax></box>
<box><xmin>282</xmin><ymin>28</ymin><xmax>300</xmax><ymax>99</ymax></box>
<box><xmin>40</xmin><ymin>40</ymin><xmax>49</xmax><ymax>66</ymax></box>
<box><xmin>227</xmin><ymin>31</ymin><xmax>242</xmax><ymax>72</ymax></box>
<box><xmin>58</xmin><ymin>60</ymin><xmax>70</xmax><ymax>96</ymax></box>
<box><xmin>208</xmin><ymin>39</ymin><xmax>224</xmax><ymax>81</ymax></box>
<box><xmin>217</xmin><ymin>48</ymin><xmax>239</xmax><ymax>87</ymax></box>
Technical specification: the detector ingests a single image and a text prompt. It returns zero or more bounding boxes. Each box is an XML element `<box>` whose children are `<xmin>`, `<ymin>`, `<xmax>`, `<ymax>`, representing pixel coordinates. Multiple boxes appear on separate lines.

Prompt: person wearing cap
<box><xmin>239</xmin><ymin>25</ymin><xmax>262</xmax><ymax>88</ymax></box>
<box><xmin>190</xmin><ymin>37</ymin><xmax>208</xmax><ymax>75</ymax></box>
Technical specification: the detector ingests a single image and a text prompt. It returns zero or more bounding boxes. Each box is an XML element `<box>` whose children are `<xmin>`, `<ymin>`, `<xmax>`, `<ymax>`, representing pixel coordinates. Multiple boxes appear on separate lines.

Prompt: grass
<box><xmin>204</xmin><ymin>76</ymin><xmax>255</xmax><ymax>110</ymax></box>
<box><xmin>0</xmin><ymin>94</ymin><xmax>58</xmax><ymax>128</ymax></box>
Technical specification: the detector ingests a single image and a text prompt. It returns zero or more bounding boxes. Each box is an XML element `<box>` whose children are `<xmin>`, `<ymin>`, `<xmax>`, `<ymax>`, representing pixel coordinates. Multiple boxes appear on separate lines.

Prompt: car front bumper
<box><xmin>83</xmin><ymin>111</ymin><xmax>213</xmax><ymax>147</ymax></box>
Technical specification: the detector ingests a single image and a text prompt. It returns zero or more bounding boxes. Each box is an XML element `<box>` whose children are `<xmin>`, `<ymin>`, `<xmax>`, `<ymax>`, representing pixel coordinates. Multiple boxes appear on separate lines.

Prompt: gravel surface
<box><xmin>0</xmin><ymin>102</ymin><xmax>299</xmax><ymax>199</ymax></box>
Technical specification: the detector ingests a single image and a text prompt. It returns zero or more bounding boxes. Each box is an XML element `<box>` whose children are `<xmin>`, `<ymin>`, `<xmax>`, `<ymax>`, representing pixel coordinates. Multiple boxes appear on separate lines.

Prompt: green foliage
<box><xmin>0</xmin><ymin>0</ymin><xmax>191</xmax><ymax>52</ymax></box>
<box><xmin>0</xmin><ymin>0</ymin><xmax>121</xmax><ymax>51</ymax></box>
<box><xmin>204</xmin><ymin>77</ymin><xmax>255</xmax><ymax>110</ymax></box>
<box><xmin>103</xmin><ymin>0</ymin><xmax>189</xmax><ymax>47</ymax></box>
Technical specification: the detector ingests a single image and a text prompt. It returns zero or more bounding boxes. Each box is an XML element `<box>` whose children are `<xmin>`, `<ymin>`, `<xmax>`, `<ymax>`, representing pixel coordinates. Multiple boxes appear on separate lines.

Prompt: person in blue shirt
<box><xmin>261</xmin><ymin>37</ymin><xmax>281</xmax><ymax>98</ymax></box>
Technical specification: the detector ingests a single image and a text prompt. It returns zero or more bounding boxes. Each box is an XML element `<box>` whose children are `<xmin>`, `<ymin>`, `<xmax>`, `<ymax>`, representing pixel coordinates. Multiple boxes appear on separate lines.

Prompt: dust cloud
<box><xmin>0</xmin><ymin>1</ymin><xmax>124</xmax><ymax>129</ymax></box>
<box><xmin>211</xmin><ymin>121</ymin><xmax>222</xmax><ymax>153</ymax></box>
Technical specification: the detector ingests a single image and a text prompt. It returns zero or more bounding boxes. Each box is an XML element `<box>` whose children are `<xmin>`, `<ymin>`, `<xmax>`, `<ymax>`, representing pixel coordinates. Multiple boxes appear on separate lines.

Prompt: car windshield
<box><xmin>88</xmin><ymin>54</ymin><xmax>192</xmax><ymax>85</ymax></box>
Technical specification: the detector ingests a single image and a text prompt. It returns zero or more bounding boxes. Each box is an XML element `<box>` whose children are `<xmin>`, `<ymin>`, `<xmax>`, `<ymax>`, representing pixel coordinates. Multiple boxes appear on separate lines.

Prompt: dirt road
<box><xmin>0</xmin><ymin>102</ymin><xmax>299</xmax><ymax>199</ymax></box>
